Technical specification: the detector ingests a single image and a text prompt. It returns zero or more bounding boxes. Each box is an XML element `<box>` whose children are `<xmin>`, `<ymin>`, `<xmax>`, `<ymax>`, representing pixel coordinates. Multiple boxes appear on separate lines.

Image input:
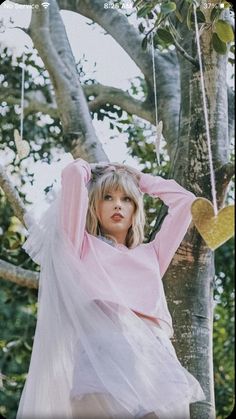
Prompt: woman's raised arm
<box><xmin>139</xmin><ymin>173</ymin><xmax>196</xmax><ymax>278</ymax></box>
<box><xmin>60</xmin><ymin>158</ymin><xmax>91</xmax><ymax>255</ymax></box>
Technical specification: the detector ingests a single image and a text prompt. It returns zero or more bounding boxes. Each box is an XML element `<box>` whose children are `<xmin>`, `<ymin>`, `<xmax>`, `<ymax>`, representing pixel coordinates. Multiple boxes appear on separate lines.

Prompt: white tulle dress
<box><xmin>16</xmin><ymin>159</ymin><xmax>205</xmax><ymax>419</ymax></box>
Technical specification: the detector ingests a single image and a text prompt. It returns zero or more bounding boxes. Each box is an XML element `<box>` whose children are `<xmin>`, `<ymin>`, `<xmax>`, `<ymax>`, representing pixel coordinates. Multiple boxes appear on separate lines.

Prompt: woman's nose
<box><xmin>114</xmin><ymin>201</ymin><xmax>122</xmax><ymax>210</ymax></box>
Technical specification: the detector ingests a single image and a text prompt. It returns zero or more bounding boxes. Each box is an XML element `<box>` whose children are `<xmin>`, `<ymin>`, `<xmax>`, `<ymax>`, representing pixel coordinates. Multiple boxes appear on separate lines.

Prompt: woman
<box><xmin>17</xmin><ymin>158</ymin><xmax>205</xmax><ymax>419</ymax></box>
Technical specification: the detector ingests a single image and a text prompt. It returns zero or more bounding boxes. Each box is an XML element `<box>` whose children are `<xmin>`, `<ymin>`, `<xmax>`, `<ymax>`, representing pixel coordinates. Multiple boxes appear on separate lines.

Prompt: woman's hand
<box><xmin>90</xmin><ymin>162</ymin><xmax>109</xmax><ymax>171</ymax></box>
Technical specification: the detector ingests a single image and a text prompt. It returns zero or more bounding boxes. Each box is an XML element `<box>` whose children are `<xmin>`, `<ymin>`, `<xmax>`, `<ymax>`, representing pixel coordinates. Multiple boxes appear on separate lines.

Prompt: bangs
<box><xmin>98</xmin><ymin>171</ymin><xmax>140</xmax><ymax>204</ymax></box>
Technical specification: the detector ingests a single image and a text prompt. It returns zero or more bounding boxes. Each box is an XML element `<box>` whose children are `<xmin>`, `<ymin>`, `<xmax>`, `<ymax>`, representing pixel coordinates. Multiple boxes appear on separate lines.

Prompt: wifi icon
<box><xmin>41</xmin><ymin>2</ymin><xmax>50</xmax><ymax>8</ymax></box>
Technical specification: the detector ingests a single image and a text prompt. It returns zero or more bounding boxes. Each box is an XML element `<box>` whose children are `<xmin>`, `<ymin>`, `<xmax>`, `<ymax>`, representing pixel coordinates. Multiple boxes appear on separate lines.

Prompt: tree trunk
<box><xmin>164</xmin><ymin>4</ymin><xmax>231</xmax><ymax>418</ymax></box>
<box><xmin>28</xmin><ymin>0</ymin><xmax>108</xmax><ymax>162</ymax></box>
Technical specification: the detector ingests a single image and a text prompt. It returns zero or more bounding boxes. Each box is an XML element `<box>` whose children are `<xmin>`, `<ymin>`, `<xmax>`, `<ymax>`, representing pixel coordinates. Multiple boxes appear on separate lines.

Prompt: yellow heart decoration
<box><xmin>14</xmin><ymin>129</ymin><xmax>30</xmax><ymax>160</ymax></box>
<box><xmin>191</xmin><ymin>198</ymin><xmax>235</xmax><ymax>250</ymax></box>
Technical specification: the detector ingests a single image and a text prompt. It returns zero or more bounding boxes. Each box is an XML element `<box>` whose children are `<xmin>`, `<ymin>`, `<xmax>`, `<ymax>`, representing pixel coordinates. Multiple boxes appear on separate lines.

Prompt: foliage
<box><xmin>0</xmin><ymin>47</ymin><xmax>63</xmax><ymax>167</ymax></box>
<box><xmin>0</xmin><ymin>281</ymin><xmax>38</xmax><ymax>419</ymax></box>
<box><xmin>134</xmin><ymin>0</ymin><xmax>234</xmax><ymax>59</ymax></box>
<box><xmin>0</xmin><ymin>185</ymin><xmax>40</xmax><ymax>418</ymax></box>
<box><xmin>213</xmin><ymin>235</ymin><xmax>235</xmax><ymax>419</ymax></box>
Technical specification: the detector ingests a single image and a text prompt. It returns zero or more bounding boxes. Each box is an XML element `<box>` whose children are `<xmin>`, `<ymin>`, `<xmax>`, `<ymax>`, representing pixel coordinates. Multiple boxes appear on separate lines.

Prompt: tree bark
<box><xmin>0</xmin><ymin>164</ymin><xmax>26</xmax><ymax>226</ymax></box>
<box><xmin>1</xmin><ymin>83</ymin><xmax>154</xmax><ymax>123</ymax></box>
<box><xmin>25</xmin><ymin>0</ymin><xmax>108</xmax><ymax>162</ymax></box>
<box><xmin>0</xmin><ymin>259</ymin><xmax>39</xmax><ymax>288</ymax></box>
<box><xmin>55</xmin><ymin>0</ymin><xmax>181</xmax><ymax>159</ymax></box>
<box><xmin>162</xmin><ymin>3</ymin><xmax>232</xmax><ymax>418</ymax></box>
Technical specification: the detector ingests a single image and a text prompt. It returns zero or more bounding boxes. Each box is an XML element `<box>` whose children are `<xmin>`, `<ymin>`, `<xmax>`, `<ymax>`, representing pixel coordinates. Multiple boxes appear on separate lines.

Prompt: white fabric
<box><xmin>17</xmin><ymin>193</ymin><xmax>205</xmax><ymax>419</ymax></box>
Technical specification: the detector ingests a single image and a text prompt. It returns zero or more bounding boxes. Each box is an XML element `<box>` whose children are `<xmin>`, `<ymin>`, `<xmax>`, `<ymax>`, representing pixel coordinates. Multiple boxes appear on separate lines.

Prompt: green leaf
<box><xmin>23</xmin><ymin>341</ymin><xmax>32</xmax><ymax>351</ymax></box>
<box><xmin>223</xmin><ymin>1</ymin><xmax>232</xmax><ymax>8</ymax></box>
<box><xmin>116</xmin><ymin>109</ymin><xmax>123</xmax><ymax>118</ymax></box>
<box><xmin>138</xmin><ymin>22</ymin><xmax>145</xmax><ymax>33</ymax></box>
<box><xmin>215</xmin><ymin>20</ymin><xmax>234</xmax><ymax>43</ymax></box>
<box><xmin>160</xmin><ymin>2</ymin><xmax>176</xmax><ymax>15</ymax></box>
<box><xmin>137</xmin><ymin>5</ymin><xmax>150</xmax><ymax>18</ymax></box>
<box><xmin>195</xmin><ymin>10</ymin><xmax>206</xmax><ymax>23</ymax></box>
<box><xmin>212</xmin><ymin>32</ymin><xmax>227</xmax><ymax>54</ymax></box>
<box><xmin>156</xmin><ymin>28</ymin><xmax>174</xmax><ymax>44</ymax></box>
<box><xmin>141</xmin><ymin>36</ymin><xmax>148</xmax><ymax>50</ymax></box>
<box><xmin>210</xmin><ymin>6</ymin><xmax>221</xmax><ymax>23</ymax></box>
<box><xmin>147</xmin><ymin>11</ymin><xmax>154</xmax><ymax>19</ymax></box>
<box><xmin>175</xmin><ymin>8</ymin><xmax>184</xmax><ymax>23</ymax></box>
<box><xmin>133</xmin><ymin>0</ymin><xmax>143</xmax><ymax>7</ymax></box>
<box><xmin>190</xmin><ymin>10</ymin><xmax>206</xmax><ymax>24</ymax></box>
<box><xmin>187</xmin><ymin>7</ymin><xmax>205</xmax><ymax>29</ymax></box>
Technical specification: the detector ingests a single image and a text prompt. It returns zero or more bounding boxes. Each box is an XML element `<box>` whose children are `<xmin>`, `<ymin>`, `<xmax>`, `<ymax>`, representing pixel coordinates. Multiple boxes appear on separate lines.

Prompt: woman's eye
<box><xmin>124</xmin><ymin>196</ymin><xmax>132</xmax><ymax>202</ymax></box>
<box><xmin>104</xmin><ymin>194</ymin><xmax>112</xmax><ymax>200</ymax></box>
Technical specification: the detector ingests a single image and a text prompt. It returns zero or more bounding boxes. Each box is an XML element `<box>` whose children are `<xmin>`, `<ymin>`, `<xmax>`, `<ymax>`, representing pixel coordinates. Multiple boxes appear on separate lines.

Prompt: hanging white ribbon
<box><xmin>14</xmin><ymin>52</ymin><xmax>30</xmax><ymax>160</ymax></box>
<box><xmin>151</xmin><ymin>31</ymin><xmax>162</xmax><ymax>165</ymax></box>
<box><xmin>193</xmin><ymin>5</ymin><xmax>218</xmax><ymax>215</ymax></box>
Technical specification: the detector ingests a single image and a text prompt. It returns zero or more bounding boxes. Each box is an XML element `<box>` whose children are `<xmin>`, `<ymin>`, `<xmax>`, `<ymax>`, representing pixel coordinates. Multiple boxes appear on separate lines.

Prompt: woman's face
<box><xmin>97</xmin><ymin>188</ymin><xmax>135</xmax><ymax>244</ymax></box>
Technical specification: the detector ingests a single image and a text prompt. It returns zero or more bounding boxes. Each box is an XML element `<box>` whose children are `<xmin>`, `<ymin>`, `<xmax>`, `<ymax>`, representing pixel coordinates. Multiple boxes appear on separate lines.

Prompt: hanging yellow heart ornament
<box><xmin>191</xmin><ymin>198</ymin><xmax>235</xmax><ymax>250</ymax></box>
<box><xmin>14</xmin><ymin>129</ymin><xmax>30</xmax><ymax>160</ymax></box>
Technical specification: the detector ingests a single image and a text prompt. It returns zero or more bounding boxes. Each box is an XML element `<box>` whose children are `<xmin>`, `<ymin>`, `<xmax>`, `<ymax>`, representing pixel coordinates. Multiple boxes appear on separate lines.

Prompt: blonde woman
<box><xmin>17</xmin><ymin>158</ymin><xmax>205</xmax><ymax>419</ymax></box>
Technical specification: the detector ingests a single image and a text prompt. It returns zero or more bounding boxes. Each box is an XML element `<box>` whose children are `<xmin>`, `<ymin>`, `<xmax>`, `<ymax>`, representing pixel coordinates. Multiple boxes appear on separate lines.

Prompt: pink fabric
<box><xmin>60</xmin><ymin>159</ymin><xmax>196</xmax><ymax>338</ymax></box>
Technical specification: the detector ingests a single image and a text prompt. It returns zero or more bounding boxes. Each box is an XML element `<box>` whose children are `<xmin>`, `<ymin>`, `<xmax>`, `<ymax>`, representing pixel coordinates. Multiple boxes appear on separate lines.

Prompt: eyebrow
<box><xmin>104</xmin><ymin>190</ymin><xmax>130</xmax><ymax>196</ymax></box>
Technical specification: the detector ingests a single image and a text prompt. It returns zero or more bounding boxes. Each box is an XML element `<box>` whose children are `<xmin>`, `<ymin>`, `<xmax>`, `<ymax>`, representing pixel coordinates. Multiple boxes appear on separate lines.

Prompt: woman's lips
<box><xmin>111</xmin><ymin>214</ymin><xmax>124</xmax><ymax>221</ymax></box>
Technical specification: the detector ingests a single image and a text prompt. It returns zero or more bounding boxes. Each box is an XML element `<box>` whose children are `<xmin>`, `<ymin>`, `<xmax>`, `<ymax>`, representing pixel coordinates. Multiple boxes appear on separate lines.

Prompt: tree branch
<box><xmin>1</xmin><ymin>86</ymin><xmax>58</xmax><ymax>118</ymax></box>
<box><xmin>56</xmin><ymin>0</ymin><xmax>180</xmax><ymax>158</ymax></box>
<box><xmin>215</xmin><ymin>161</ymin><xmax>235</xmax><ymax>186</ymax></box>
<box><xmin>11</xmin><ymin>0</ymin><xmax>181</xmax><ymax>157</ymax></box>
<box><xmin>173</xmin><ymin>39</ymin><xmax>199</xmax><ymax>68</ymax></box>
<box><xmin>85</xmin><ymin>83</ymin><xmax>154</xmax><ymax>123</ymax></box>
<box><xmin>0</xmin><ymin>258</ymin><xmax>39</xmax><ymax>289</ymax></box>
<box><xmin>0</xmin><ymin>164</ymin><xmax>26</xmax><ymax>226</ymax></box>
<box><xmin>2</xmin><ymin>82</ymin><xmax>154</xmax><ymax>123</ymax></box>
<box><xmin>57</xmin><ymin>0</ymin><xmax>155</xmax><ymax>83</ymax></box>
<box><xmin>10</xmin><ymin>0</ymin><xmax>108</xmax><ymax>162</ymax></box>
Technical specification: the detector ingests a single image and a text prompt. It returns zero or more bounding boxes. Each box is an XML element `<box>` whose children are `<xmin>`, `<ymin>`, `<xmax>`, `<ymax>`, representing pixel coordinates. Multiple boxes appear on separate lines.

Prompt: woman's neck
<box><xmin>99</xmin><ymin>230</ymin><xmax>127</xmax><ymax>246</ymax></box>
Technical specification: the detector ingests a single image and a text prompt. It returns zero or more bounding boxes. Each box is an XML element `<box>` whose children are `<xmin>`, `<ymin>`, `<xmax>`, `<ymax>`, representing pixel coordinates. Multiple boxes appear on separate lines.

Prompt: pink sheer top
<box><xmin>60</xmin><ymin>159</ymin><xmax>196</xmax><ymax>337</ymax></box>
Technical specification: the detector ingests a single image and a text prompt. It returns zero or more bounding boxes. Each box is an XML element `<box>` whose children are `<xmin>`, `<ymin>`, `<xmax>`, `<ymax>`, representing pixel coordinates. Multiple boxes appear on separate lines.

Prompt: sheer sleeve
<box><xmin>139</xmin><ymin>173</ymin><xmax>196</xmax><ymax>278</ymax></box>
<box><xmin>60</xmin><ymin>158</ymin><xmax>91</xmax><ymax>255</ymax></box>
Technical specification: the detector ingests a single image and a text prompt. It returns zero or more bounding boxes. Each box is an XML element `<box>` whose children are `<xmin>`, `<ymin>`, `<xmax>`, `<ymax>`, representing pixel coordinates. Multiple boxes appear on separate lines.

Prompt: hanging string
<box><xmin>193</xmin><ymin>4</ymin><xmax>218</xmax><ymax>215</ymax></box>
<box><xmin>151</xmin><ymin>31</ymin><xmax>161</xmax><ymax>165</ymax></box>
<box><xmin>145</xmin><ymin>16</ymin><xmax>162</xmax><ymax>165</ymax></box>
<box><xmin>20</xmin><ymin>52</ymin><xmax>26</xmax><ymax>140</ymax></box>
<box><xmin>14</xmin><ymin>50</ymin><xmax>30</xmax><ymax>160</ymax></box>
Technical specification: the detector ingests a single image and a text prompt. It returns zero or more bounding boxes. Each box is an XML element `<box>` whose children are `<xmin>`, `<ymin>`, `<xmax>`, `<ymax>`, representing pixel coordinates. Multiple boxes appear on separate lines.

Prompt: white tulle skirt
<box><xmin>17</xmin><ymin>194</ymin><xmax>205</xmax><ymax>419</ymax></box>
<box><xmin>70</xmin><ymin>331</ymin><xmax>198</xmax><ymax>418</ymax></box>
<box><xmin>69</xmin><ymin>310</ymin><xmax>203</xmax><ymax>419</ymax></box>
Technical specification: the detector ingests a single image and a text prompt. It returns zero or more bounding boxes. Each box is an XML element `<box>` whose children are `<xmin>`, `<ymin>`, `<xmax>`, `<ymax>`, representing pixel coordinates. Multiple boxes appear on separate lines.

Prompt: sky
<box><xmin>0</xmin><ymin>0</ymin><xmax>145</xmax><ymax>208</ymax></box>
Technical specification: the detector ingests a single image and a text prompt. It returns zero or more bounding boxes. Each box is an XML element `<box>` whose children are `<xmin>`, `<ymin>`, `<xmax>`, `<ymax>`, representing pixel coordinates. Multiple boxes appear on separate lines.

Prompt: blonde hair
<box><xmin>86</xmin><ymin>165</ymin><xmax>145</xmax><ymax>248</ymax></box>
